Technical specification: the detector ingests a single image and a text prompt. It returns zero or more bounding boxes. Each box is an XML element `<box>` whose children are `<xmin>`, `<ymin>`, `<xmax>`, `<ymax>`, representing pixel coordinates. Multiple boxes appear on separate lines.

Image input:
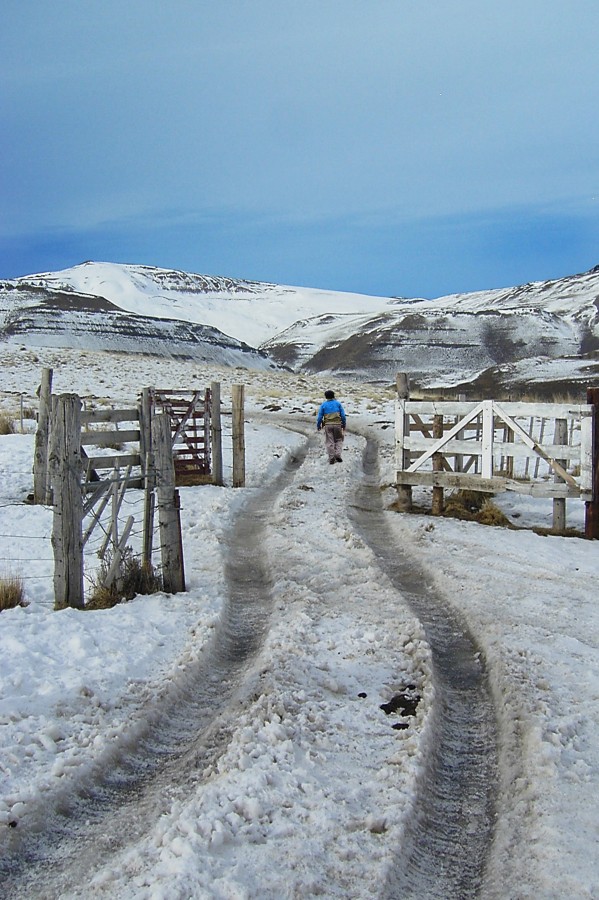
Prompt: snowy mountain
<box><xmin>263</xmin><ymin>265</ymin><xmax>599</xmax><ymax>396</ymax></box>
<box><xmin>0</xmin><ymin>267</ymin><xmax>278</xmax><ymax>371</ymax></box>
<box><xmin>7</xmin><ymin>261</ymin><xmax>397</xmax><ymax>347</ymax></box>
<box><xmin>2</xmin><ymin>260</ymin><xmax>599</xmax><ymax>395</ymax></box>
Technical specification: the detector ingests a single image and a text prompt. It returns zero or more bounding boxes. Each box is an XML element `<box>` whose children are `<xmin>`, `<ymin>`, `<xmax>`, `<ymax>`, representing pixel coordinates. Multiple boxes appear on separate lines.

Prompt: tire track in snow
<box><xmin>350</xmin><ymin>434</ymin><xmax>499</xmax><ymax>899</ymax></box>
<box><xmin>0</xmin><ymin>439</ymin><xmax>312</xmax><ymax>899</ymax></box>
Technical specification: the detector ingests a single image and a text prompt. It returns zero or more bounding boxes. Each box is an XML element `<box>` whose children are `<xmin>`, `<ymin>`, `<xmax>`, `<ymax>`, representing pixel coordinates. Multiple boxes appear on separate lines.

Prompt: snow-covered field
<box><xmin>0</xmin><ymin>348</ymin><xmax>597</xmax><ymax>898</ymax></box>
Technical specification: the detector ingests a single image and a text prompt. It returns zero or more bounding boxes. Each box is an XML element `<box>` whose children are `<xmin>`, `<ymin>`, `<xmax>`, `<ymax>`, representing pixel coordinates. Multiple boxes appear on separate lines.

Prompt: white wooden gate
<box><xmin>396</xmin><ymin>398</ymin><xmax>593</xmax><ymax>500</ymax></box>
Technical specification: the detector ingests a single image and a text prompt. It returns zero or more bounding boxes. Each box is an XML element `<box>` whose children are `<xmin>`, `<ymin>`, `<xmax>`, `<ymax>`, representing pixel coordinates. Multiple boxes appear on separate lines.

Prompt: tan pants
<box><xmin>324</xmin><ymin>424</ymin><xmax>344</xmax><ymax>460</ymax></box>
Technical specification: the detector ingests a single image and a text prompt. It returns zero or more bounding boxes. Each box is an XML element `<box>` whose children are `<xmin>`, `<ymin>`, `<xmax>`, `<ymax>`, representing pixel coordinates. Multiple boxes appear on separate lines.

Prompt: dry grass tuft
<box><xmin>86</xmin><ymin>550</ymin><xmax>162</xmax><ymax>610</ymax></box>
<box><xmin>475</xmin><ymin>500</ymin><xmax>512</xmax><ymax>528</ymax></box>
<box><xmin>442</xmin><ymin>490</ymin><xmax>487</xmax><ymax>521</ymax></box>
<box><xmin>0</xmin><ymin>574</ymin><xmax>26</xmax><ymax>611</ymax></box>
<box><xmin>390</xmin><ymin>488</ymin><xmax>514</xmax><ymax>529</ymax></box>
<box><xmin>442</xmin><ymin>490</ymin><xmax>512</xmax><ymax>527</ymax></box>
<box><xmin>0</xmin><ymin>414</ymin><xmax>16</xmax><ymax>436</ymax></box>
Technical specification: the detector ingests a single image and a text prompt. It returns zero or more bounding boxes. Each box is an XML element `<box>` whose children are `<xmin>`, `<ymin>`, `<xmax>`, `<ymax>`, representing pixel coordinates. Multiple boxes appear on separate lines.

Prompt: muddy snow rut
<box><xmin>1</xmin><ymin>427</ymin><xmax>499</xmax><ymax>898</ymax></box>
<box><xmin>0</xmin><ymin>443</ymin><xmax>311</xmax><ymax>898</ymax></box>
<box><xmin>350</xmin><ymin>435</ymin><xmax>499</xmax><ymax>898</ymax></box>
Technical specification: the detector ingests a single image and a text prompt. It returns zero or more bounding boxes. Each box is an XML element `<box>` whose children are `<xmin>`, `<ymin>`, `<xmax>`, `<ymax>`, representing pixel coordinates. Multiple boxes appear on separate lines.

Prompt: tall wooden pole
<box><xmin>33</xmin><ymin>367</ymin><xmax>53</xmax><ymax>504</ymax></box>
<box><xmin>50</xmin><ymin>394</ymin><xmax>84</xmax><ymax>610</ymax></box>
<box><xmin>152</xmin><ymin>413</ymin><xmax>185</xmax><ymax>592</ymax></box>
<box><xmin>585</xmin><ymin>387</ymin><xmax>599</xmax><ymax>539</ymax></box>
<box><xmin>138</xmin><ymin>387</ymin><xmax>153</xmax><ymax>476</ymax></box>
<box><xmin>431</xmin><ymin>414</ymin><xmax>444</xmax><ymax>515</ymax></box>
<box><xmin>395</xmin><ymin>373</ymin><xmax>412</xmax><ymax>511</ymax></box>
<box><xmin>211</xmin><ymin>381</ymin><xmax>223</xmax><ymax>486</ymax></box>
<box><xmin>232</xmin><ymin>384</ymin><xmax>246</xmax><ymax>488</ymax></box>
<box><xmin>552</xmin><ymin>418</ymin><xmax>568</xmax><ymax>533</ymax></box>
<box><xmin>142</xmin><ymin>452</ymin><xmax>155</xmax><ymax>567</ymax></box>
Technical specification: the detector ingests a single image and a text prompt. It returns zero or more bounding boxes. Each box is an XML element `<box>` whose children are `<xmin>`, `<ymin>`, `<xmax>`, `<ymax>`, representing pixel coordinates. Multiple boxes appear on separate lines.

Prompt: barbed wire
<box><xmin>17</xmin><ymin>574</ymin><xmax>54</xmax><ymax>581</ymax></box>
<box><xmin>0</xmin><ymin>556</ymin><xmax>54</xmax><ymax>562</ymax></box>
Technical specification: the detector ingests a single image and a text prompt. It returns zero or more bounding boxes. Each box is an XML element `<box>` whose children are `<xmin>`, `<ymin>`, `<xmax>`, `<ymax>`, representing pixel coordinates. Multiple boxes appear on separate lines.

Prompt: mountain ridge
<box><xmin>2</xmin><ymin>260</ymin><xmax>599</xmax><ymax>395</ymax></box>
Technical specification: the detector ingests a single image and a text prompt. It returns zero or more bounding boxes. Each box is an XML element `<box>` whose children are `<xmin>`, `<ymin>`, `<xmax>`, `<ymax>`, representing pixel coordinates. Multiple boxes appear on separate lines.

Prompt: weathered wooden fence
<box><xmin>395</xmin><ymin>373</ymin><xmax>599</xmax><ymax>536</ymax></box>
<box><xmin>33</xmin><ymin>369</ymin><xmax>248</xmax><ymax>608</ymax></box>
<box><xmin>49</xmin><ymin>393</ymin><xmax>184</xmax><ymax>609</ymax></box>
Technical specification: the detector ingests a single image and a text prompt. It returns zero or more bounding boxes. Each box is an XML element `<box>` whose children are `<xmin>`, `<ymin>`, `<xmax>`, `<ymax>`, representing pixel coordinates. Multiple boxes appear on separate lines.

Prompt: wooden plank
<box><xmin>397</xmin><ymin>471</ymin><xmax>503</xmax><ymax>492</ymax></box>
<box><xmin>81</xmin><ymin>408</ymin><xmax>139</xmax><ymax>424</ymax></box>
<box><xmin>175</xmin><ymin>436</ymin><xmax>206</xmax><ymax>446</ymax></box>
<box><xmin>232</xmin><ymin>384</ymin><xmax>245</xmax><ymax>488</ymax></box>
<box><xmin>405</xmin><ymin>401</ymin><xmax>592</xmax><ymax>419</ymax></box>
<box><xmin>82</xmin><ymin>479</ymin><xmax>111</xmax><ymax>516</ymax></box>
<box><xmin>403</xmin><ymin>435</ymin><xmax>582</xmax><ymax>460</ymax></box>
<box><xmin>211</xmin><ymin>382</ymin><xmax>223</xmax><ymax>486</ymax></box>
<box><xmin>153</xmin><ymin>413</ymin><xmax>185</xmax><ymax>593</ymax></box>
<box><xmin>585</xmin><ymin>388</ymin><xmax>599</xmax><ymax>538</ymax></box>
<box><xmin>552</xmin><ymin>418</ymin><xmax>568</xmax><ymax>531</ymax></box>
<box><xmin>395</xmin><ymin>397</ymin><xmax>408</xmax><ymax>471</ymax></box>
<box><xmin>432</xmin><ymin>414</ymin><xmax>444</xmax><ymax>513</ymax></box>
<box><xmin>86</xmin><ymin>452</ymin><xmax>141</xmax><ymax>469</ymax></box>
<box><xmin>395</xmin><ymin>471</ymin><xmax>581</xmax><ymax>498</ymax></box>
<box><xmin>481</xmin><ymin>401</ymin><xmax>494</xmax><ymax>479</ymax></box>
<box><xmin>81</xmin><ymin>430</ymin><xmax>140</xmax><ymax>446</ymax></box>
<box><xmin>84</xmin><ymin>475</ymin><xmax>142</xmax><ymax>493</ymax></box>
<box><xmin>505</xmin><ymin>480</ymin><xmax>581</xmax><ymax>499</ymax></box>
<box><xmin>139</xmin><ymin>388</ymin><xmax>153</xmax><ymax>474</ymax></box>
<box><xmin>50</xmin><ymin>395</ymin><xmax>84</xmax><ymax>609</ymax></box>
<box><xmin>580</xmin><ymin>414</ymin><xmax>593</xmax><ymax>494</ymax></box>
<box><xmin>102</xmin><ymin>516</ymin><xmax>134</xmax><ymax>589</ymax></box>
<box><xmin>33</xmin><ymin>367</ymin><xmax>53</xmax><ymax>504</ymax></box>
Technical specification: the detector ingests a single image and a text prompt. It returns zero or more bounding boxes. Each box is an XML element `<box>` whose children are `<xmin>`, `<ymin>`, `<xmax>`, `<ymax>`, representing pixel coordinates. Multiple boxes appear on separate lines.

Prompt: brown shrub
<box><xmin>0</xmin><ymin>574</ymin><xmax>26</xmax><ymax>611</ymax></box>
<box><xmin>442</xmin><ymin>490</ymin><xmax>488</xmax><ymax>522</ymax></box>
<box><xmin>476</xmin><ymin>500</ymin><xmax>512</xmax><ymax>528</ymax></box>
<box><xmin>86</xmin><ymin>550</ymin><xmax>162</xmax><ymax>610</ymax></box>
<box><xmin>0</xmin><ymin>414</ymin><xmax>15</xmax><ymax>436</ymax></box>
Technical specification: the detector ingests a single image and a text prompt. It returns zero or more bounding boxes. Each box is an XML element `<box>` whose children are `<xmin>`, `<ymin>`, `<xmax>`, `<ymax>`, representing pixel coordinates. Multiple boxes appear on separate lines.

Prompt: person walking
<box><xmin>316</xmin><ymin>389</ymin><xmax>347</xmax><ymax>463</ymax></box>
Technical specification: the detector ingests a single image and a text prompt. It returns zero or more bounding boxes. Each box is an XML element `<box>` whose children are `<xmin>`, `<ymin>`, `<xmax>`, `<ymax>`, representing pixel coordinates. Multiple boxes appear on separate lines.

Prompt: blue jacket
<box><xmin>317</xmin><ymin>398</ymin><xmax>346</xmax><ymax>430</ymax></box>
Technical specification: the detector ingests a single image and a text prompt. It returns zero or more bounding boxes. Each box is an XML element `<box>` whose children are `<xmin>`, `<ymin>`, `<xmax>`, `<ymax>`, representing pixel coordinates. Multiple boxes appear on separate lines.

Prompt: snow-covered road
<box><xmin>1</xmin><ymin>351</ymin><xmax>597</xmax><ymax>898</ymax></box>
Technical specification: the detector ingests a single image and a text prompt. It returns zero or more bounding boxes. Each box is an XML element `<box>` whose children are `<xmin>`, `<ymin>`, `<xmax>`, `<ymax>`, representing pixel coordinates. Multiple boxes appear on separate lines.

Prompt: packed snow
<box><xmin>0</xmin><ymin>348</ymin><xmax>597</xmax><ymax>898</ymax></box>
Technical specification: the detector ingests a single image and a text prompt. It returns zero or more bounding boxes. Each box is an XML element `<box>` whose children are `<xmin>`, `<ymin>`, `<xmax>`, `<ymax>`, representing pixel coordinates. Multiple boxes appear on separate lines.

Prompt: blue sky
<box><xmin>2</xmin><ymin>1</ymin><xmax>598</xmax><ymax>299</ymax></box>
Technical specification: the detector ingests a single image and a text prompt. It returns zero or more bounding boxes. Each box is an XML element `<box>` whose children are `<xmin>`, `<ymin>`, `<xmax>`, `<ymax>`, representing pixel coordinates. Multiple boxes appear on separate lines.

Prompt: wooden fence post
<box><xmin>431</xmin><ymin>414</ymin><xmax>444</xmax><ymax>515</ymax></box>
<box><xmin>454</xmin><ymin>393</ymin><xmax>466</xmax><ymax>473</ymax></box>
<box><xmin>50</xmin><ymin>394</ymin><xmax>84</xmax><ymax>610</ymax></box>
<box><xmin>232</xmin><ymin>384</ymin><xmax>246</xmax><ymax>488</ymax></box>
<box><xmin>33</xmin><ymin>367</ymin><xmax>53</xmax><ymax>504</ymax></box>
<box><xmin>139</xmin><ymin>387</ymin><xmax>153</xmax><ymax>476</ymax></box>
<box><xmin>152</xmin><ymin>413</ymin><xmax>185</xmax><ymax>592</ymax></box>
<box><xmin>395</xmin><ymin>373</ymin><xmax>412</xmax><ymax>511</ymax></box>
<box><xmin>552</xmin><ymin>418</ymin><xmax>568</xmax><ymax>533</ymax></box>
<box><xmin>142</xmin><ymin>452</ymin><xmax>156</xmax><ymax>567</ymax></box>
<box><xmin>211</xmin><ymin>381</ymin><xmax>223</xmax><ymax>486</ymax></box>
<box><xmin>585</xmin><ymin>388</ymin><xmax>599</xmax><ymax>539</ymax></box>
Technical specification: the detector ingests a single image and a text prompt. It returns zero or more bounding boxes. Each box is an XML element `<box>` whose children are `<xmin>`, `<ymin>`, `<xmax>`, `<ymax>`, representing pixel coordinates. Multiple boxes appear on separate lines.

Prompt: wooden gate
<box><xmin>395</xmin><ymin>397</ymin><xmax>593</xmax><ymax>499</ymax></box>
<box><xmin>151</xmin><ymin>388</ymin><xmax>212</xmax><ymax>485</ymax></box>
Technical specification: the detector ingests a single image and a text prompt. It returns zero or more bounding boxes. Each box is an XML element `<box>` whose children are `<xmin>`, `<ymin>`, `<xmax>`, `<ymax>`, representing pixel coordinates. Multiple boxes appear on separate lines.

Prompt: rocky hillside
<box><xmin>0</xmin><ymin>275</ymin><xmax>277</xmax><ymax>371</ymax></box>
<box><xmin>2</xmin><ymin>261</ymin><xmax>598</xmax><ymax>396</ymax></box>
<box><xmin>262</xmin><ymin>266</ymin><xmax>599</xmax><ymax>396</ymax></box>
